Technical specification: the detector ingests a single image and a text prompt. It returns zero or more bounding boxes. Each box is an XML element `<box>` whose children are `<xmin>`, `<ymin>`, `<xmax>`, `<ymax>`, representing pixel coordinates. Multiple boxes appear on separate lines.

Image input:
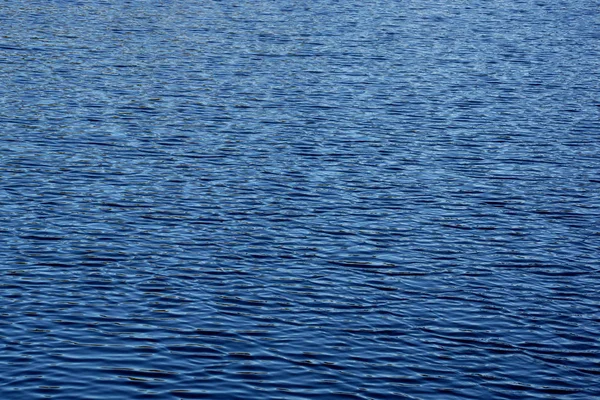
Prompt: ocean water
<box><xmin>1</xmin><ymin>0</ymin><xmax>599</xmax><ymax>398</ymax></box>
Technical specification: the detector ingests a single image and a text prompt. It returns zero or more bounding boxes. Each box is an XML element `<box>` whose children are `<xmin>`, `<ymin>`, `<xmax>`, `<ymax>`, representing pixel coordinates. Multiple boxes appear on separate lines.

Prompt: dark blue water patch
<box><xmin>1</xmin><ymin>0</ymin><xmax>600</xmax><ymax>399</ymax></box>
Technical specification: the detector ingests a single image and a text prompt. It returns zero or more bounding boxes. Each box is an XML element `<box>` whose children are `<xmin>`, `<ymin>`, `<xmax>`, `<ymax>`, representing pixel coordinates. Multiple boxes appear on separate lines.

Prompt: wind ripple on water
<box><xmin>1</xmin><ymin>0</ymin><xmax>599</xmax><ymax>399</ymax></box>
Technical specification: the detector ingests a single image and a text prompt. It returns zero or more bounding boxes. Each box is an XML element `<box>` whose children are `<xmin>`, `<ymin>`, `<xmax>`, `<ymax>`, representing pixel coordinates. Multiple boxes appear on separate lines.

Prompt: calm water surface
<box><xmin>1</xmin><ymin>0</ymin><xmax>599</xmax><ymax>398</ymax></box>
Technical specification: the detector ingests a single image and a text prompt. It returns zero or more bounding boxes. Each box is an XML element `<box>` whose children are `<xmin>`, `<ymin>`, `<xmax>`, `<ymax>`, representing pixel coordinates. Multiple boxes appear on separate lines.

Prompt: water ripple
<box><xmin>1</xmin><ymin>0</ymin><xmax>599</xmax><ymax>399</ymax></box>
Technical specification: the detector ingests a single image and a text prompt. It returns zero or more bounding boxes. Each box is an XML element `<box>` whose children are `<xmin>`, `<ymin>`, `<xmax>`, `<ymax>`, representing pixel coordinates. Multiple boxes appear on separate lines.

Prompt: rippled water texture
<box><xmin>1</xmin><ymin>0</ymin><xmax>599</xmax><ymax>398</ymax></box>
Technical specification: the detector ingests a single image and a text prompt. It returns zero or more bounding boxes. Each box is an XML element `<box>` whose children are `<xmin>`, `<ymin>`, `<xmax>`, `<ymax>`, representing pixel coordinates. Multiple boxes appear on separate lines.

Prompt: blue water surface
<box><xmin>1</xmin><ymin>0</ymin><xmax>599</xmax><ymax>399</ymax></box>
